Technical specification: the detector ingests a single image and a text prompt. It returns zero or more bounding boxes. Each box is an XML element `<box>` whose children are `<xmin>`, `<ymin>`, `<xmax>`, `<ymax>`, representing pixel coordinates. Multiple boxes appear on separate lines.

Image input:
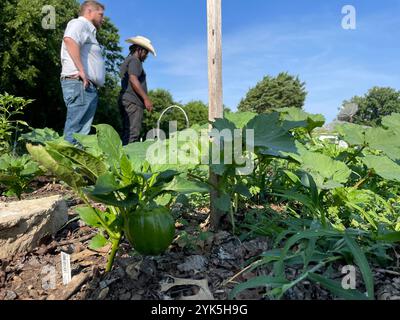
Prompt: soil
<box><xmin>1</xmin><ymin>178</ymin><xmax>400</xmax><ymax>300</ymax></box>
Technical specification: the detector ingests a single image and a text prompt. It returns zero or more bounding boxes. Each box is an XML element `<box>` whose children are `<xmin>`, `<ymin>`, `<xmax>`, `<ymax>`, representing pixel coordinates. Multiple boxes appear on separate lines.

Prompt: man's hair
<box><xmin>80</xmin><ymin>1</ymin><xmax>105</xmax><ymax>16</ymax></box>
<box><xmin>129</xmin><ymin>44</ymin><xmax>148</xmax><ymax>55</ymax></box>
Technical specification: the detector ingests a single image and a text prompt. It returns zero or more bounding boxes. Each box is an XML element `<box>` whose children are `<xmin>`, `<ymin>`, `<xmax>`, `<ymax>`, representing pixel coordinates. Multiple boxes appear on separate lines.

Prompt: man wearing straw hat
<box><xmin>118</xmin><ymin>36</ymin><xmax>156</xmax><ymax>145</ymax></box>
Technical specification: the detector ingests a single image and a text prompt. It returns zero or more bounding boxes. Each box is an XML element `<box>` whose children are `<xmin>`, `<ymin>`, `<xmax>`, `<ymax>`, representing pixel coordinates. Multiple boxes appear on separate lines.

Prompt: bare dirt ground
<box><xmin>1</xmin><ymin>179</ymin><xmax>400</xmax><ymax>300</ymax></box>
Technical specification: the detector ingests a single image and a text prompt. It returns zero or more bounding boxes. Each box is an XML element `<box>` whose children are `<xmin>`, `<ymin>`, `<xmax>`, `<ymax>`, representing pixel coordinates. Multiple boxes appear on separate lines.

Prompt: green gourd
<box><xmin>125</xmin><ymin>206</ymin><xmax>175</xmax><ymax>255</ymax></box>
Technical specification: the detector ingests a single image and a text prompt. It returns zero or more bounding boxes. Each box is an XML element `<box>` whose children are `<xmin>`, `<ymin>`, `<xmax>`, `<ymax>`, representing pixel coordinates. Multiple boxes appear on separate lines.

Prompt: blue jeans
<box><xmin>61</xmin><ymin>79</ymin><xmax>98</xmax><ymax>144</ymax></box>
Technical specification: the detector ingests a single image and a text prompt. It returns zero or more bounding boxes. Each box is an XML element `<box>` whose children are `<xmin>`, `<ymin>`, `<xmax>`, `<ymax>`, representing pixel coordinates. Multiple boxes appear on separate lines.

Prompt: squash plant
<box><xmin>27</xmin><ymin>124</ymin><xmax>209</xmax><ymax>271</ymax></box>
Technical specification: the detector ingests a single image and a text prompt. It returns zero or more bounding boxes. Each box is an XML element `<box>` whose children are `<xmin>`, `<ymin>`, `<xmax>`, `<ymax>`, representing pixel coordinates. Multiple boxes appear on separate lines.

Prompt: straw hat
<box><xmin>126</xmin><ymin>36</ymin><xmax>156</xmax><ymax>57</ymax></box>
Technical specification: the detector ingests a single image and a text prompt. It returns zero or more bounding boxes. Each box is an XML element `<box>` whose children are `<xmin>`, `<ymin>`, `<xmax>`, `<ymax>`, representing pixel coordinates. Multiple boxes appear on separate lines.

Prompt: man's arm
<box><xmin>63</xmin><ymin>37</ymin><xmax>89</xmax><ymax>88</ymax></box>
<box><xmin>129</xmin><ymin>74</ymin><xmax>153</xmax><ymax>112</ymax></box>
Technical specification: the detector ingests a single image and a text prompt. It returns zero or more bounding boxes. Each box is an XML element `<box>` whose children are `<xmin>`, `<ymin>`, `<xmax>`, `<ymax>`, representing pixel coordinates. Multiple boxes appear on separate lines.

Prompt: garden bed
<box><xmin>1</xmin><ymin>181</ymin><xmax>400</xmax><ymax>300</ymax></box>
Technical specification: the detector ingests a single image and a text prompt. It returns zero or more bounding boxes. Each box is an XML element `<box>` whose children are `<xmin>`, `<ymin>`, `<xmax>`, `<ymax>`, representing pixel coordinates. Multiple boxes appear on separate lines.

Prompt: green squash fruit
<box><xmin>125</xmin><ymin>206</ymin><xmax>175</xmax><ymax>255</ymax></box>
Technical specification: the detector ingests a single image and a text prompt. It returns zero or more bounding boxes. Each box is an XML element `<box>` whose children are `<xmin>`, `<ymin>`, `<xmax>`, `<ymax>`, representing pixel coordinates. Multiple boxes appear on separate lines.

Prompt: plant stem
<box><xmin>345</xmin><ymin>146</ymin><xmax>365</xmax><ymax>165</ymax></box>
<box><xmin>105</xmin><ymin>236</ymin><xmax>121</xmax><ymax>272</ymax></box>
<box><xmin>353</xmin><ymin>170</ymin><xmax>372</xmax><ymax>189</ymax></box>
<box><xmin>78</xmin><ymin>190</ymin><xmax>117</xmax><ymax>238</ymax></box>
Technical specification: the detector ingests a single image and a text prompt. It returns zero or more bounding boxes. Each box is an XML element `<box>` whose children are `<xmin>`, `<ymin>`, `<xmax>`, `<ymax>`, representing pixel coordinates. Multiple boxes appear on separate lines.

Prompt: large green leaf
<box><xmin>143</xmin><ymin>137</ymin><xmax>201</xmax><ymax>172</ymax></box>
<box><xmin>381</xmin><ymin>113</ymin><xmax>400</xmax><ymax>133</ymax></box>
<box><xmin>245</xmin><ymin>113</ymin><xmax>297</xmax><ymax>156</ymax></box>
<box><xmin>336</xmin><ymin>123</ymin><xmax>368</xmax><ymax>146</ymax></box>
<box><xmin>212</xmin><ymin>117</ymin><xmax>237</xmax><ymax>132</ymax></box>
<box><xmin>84</xmin><ymin>173</ymin><xmax>139</xmax><ymax>208</ymax></box>
<box><xmin>365</xmin><ymin>127</ymin><xmax>400</xmax><ymax>160</ymax></box>
<box><xmin>73</xmin><ymin>133</ymin><xmax>103</xmax><ymax>158</ymax></box>
<box><xmin>47</xmin><ymin>143</ymin><xmax>107</xmax><ymax>182</ymax></box>
<box><xmin>124</xmin><ymin>140</ymin><xmax>156</xmax><ymax>172</ymax></box>
<box><xmin>86</xmin><ymin>188</ymin><xmax>139</xmax><ymax>209</ymax></box>
<box><xmin>76</xmin><ymin>206</ymin><xmax>103</xmax><ymax>228</ymax></box>
<box><xmin>26</xmin><ymin>144</ymin><xmax>84</xmax><ymax>188</ymax></box>
<box><xmin>21</xmin><ymin>127</ymin><xmax>60</xmax><ymax>145</ymax></box>
<box><xmin>362</xmin><ymin>155</ymin><xmax>400</xmax><ymax>182</ymax></box>
<box><xmin>94</xmin><ymin>124</ymin><xmax>123</xmax><ymax>170</ymax></box>
<box><xmin>90</xmin><ymin>172</ymin><xmax>121</xmax><ymax>194</ymax></box>
<box><xmin>225</xmin><ymin>112</ymin><xmax>257</xmax><ymax>128</ymax></box>
<box><xmin>279</xmin><ymin>107</ymin><xmax>325</xmax><ymax>132</ymax></box>
<box><xmin>297</xmin><ymin>148</ymin><xmax>352</xmax><ymax>189</ymax></box>
<box><xmin>163</xmin><ymin>175</ymin><xmax>210</xmax><ymax>193</ymax></box>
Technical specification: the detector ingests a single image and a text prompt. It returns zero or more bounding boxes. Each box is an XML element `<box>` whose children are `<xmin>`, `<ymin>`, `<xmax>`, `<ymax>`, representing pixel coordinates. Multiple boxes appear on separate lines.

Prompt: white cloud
<box><xmin>148</xmin><ymin>11</ymin><xmax>400</xmax><ymax>121</ymax></box>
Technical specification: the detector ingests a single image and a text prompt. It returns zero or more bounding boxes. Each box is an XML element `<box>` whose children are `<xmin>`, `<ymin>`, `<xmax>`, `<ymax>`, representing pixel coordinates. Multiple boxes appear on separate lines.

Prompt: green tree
<box><xmin>346</xmin><ymin>87</ymin><xmax>400</xmax><ymax>126</ymax></box>
<box><xmin>160</xmin><ymin>100</ymin><xmax>208</xmax><ymax>136</ymax></box>
<box><xmin>0</xmin><ymin>0</ymin><xmax>123</xmax><ymax>133</ymax></box>
<box><xmin>181</xmin><ymin>100</ymin><xmax>208</xmax><ymax>128</ymax></box>
<box><xmin>238</xmin><ymin>72</ymin><xmax>307</xmax><ymax>113</ymax></box>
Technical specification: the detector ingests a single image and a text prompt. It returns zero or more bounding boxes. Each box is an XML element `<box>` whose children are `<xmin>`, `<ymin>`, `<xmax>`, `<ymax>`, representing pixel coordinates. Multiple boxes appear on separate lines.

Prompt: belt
<box><xmin>60</xmin><ymin>75</ymin><xmax>79</xmax><ymax>80</ymax></box>
<box><xmin>61</xmin><ymin>76</ymin><xmax>97</xmax><ymax>88</ymax></box>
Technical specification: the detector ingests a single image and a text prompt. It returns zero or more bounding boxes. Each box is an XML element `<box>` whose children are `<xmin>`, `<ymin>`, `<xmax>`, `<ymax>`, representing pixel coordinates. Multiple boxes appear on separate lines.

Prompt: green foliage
<box><xmin>0</xmin><ymin>92</ymin><xmax>33</xmax><ymax>155</ymax></box>
<box><xmin>21</xmin><ymin>127</ymin><xmax>60</xmax><ymax>145</ymax></box>
<box><xmin>0</xmin><ymin>153</ymin><xmax>42</xmax><ymax>199</ymax></box>
<box><xmin>203</xmin><ymin>106</ymin><xmax>400</xmax><ymax>268</ymax></box>
<box><xmin>214</xmin><ymin>108</ymin><xmax>400</xmax><ymax>300</ymax></box>
<box><xmin>0</xmin><ymin>0</ymin><xmax>123</xmax><ymax>132</ymax></box>
<box><xmin>236</xmin><ymin>213</ymin><xmax>397</xmax><ymax>300</ymax></box>
<box><xmin>238</xmin><ymin>72</ymin><xmax>307</xmax><ymax>113</ymax></box>
<box><xmin>27</xmin><ymin>124</ymin><xmax>209</xmax><ymax>271</ymax></box>
<box><xmin>346</xmin><ymin>87</ymin><xmax>400</xmax><ymax>126</ymax></box>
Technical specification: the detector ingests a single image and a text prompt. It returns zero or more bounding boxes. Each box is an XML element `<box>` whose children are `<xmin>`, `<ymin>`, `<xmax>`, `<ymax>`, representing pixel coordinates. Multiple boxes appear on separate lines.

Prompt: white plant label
<box><xmin>61</xmin><ymin>252</ymin><xmax>72</xmax><ymax>285</ymax></box>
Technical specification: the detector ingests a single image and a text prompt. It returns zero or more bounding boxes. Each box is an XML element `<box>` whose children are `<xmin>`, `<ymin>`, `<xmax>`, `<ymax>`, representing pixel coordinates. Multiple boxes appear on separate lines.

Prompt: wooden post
<box><xmin>207</xmin><ymin>0</ymin><xmax>223</xmax><ymax>229</ymax></box>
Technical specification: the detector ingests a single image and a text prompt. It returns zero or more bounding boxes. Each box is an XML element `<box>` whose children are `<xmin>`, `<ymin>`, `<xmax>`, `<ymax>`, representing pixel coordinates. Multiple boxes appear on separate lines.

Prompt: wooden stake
<box><xmin>207</xmin><ymin>0</ymin><xmax>223</xmax><ymax>229</ymax></box>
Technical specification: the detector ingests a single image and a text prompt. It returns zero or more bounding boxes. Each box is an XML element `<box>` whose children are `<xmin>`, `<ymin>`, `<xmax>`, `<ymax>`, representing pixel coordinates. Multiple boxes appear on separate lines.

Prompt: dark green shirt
<box><xmin>119</xmin><ymin>55</ymin><xmax>147</xmax><ymax>107</ymax></box>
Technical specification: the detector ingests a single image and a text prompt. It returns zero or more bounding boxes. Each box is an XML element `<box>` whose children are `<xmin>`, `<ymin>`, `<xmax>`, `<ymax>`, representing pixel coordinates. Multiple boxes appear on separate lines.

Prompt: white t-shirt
<box><xmin>61</xmin><ymin>16</ymin><xmax>105</xmax><ymax>87</ymax></box>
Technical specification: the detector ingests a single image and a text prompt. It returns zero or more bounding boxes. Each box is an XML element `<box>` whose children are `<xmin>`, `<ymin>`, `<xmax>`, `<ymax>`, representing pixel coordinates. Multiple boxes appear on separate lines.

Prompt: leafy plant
<box><xmin>27</xmin><ymin>124</ymin><xmax>209</xmax><ymax>271</ymax></box>
<box><xmin>0</xmin><ymin>92</ymin><xmax>33</xmax><ymax>155</ymax></box>
<box><xmin>21</xmin><ymin>127</ymin><xmax>61</xmax><ymax>145</ymax></box>
<box><xmin>233</xmin><ymin>214</ymin><xmax>399</xmax><ymax>300</ymax></box>
<box><xmin>0</xmin><ymin>153</ymin><xmax>42</xmax><ymax>199</ymax></box>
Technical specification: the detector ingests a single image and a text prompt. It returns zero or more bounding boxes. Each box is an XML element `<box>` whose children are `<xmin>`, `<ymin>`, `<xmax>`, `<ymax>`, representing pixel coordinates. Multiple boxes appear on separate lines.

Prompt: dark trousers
<box><xmin>119</xmin><ymin>99</ymin><xmax>144</xmax><ymax>145</ymax></box>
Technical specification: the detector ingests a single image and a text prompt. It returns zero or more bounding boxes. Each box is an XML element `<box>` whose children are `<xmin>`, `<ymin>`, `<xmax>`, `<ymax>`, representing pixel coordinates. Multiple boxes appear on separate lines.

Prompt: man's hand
<box><xmin>78</xmin><ymin>70</ymin><xmax>89</xmax><ymax>88</ymax></box>
<box><xmin>129</xmin><ymin>75</ymin><xmax>153</xmax><ymax>112</ymax></box>
<box><xmin>64</xmin><ymin>37</ymin><xmax>88</xmax><ymax>88</ymax></box>
<box><xmin>144</xmin><ymin>98</ymin><xmax>153</xmax><ymax>112</ymax></box>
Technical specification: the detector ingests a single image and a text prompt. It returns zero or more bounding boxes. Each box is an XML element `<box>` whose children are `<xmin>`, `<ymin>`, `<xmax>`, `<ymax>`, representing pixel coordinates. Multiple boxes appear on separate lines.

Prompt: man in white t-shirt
<box><xmin>60</xmin><ymin>0</ymin><xmax>106</xmax><ymax>144</ymax></box>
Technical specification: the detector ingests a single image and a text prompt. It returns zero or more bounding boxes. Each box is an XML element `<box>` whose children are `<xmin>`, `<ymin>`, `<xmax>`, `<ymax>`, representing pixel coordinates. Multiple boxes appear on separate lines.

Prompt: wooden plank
<box><xmin>207</xmin><ymin>0</ymin><xmax>223</xmax><ymax>121</ymax></box>
<box><xmin>207</xmin><ymin>0</ymin><xmax>223</xmax><ymax>229</ymax></box>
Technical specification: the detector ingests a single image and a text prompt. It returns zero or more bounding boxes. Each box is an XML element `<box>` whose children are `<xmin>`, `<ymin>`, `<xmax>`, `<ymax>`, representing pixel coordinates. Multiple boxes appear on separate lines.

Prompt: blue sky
<box><xmin>100</xmin><ymin>0</ymin><xmax>400</xmax><ymax>122</ymax></box>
